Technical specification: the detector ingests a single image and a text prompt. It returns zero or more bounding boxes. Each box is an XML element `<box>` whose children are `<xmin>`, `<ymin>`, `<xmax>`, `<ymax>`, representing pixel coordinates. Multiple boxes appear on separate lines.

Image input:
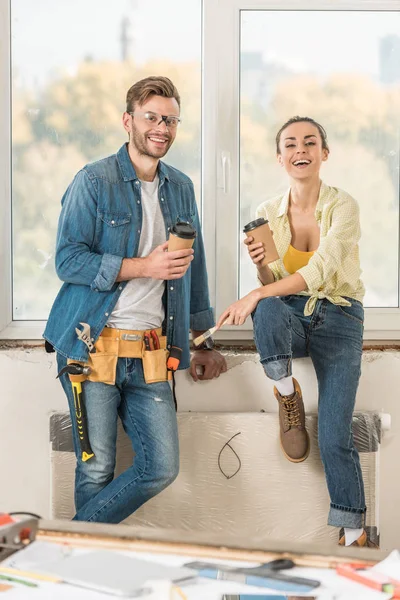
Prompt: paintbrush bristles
<box><xmin>193</xmin><ymin>325</ymin><xmax>217</xmax><ymax>347</ymax></box>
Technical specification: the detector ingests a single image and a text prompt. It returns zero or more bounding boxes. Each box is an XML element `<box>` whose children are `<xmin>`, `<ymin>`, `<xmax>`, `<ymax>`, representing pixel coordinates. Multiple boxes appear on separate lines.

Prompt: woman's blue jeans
<box><xmin>252</xmin><ymin>295</ymin><xmax>366</xmax><ymax>529</ymax></box>
<box><xmin>57</xmin><ymin>355</ymin><xmax>179</xmax><ymax>524</ymax></box>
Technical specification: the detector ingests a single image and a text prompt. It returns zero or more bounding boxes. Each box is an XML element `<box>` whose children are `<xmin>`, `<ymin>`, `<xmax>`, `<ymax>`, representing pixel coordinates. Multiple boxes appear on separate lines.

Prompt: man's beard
<box><xmin>130</xmin><ymin>124</ymin><xmax>172</xmax><ymax>158</ymax></box>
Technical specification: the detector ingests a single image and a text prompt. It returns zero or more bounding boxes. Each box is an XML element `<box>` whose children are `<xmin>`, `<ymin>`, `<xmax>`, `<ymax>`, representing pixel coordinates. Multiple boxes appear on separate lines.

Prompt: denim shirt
<box><xmin>43</xmin><ymin>144</ymin><xmax>215</xmax><ymax>369</ymax></box>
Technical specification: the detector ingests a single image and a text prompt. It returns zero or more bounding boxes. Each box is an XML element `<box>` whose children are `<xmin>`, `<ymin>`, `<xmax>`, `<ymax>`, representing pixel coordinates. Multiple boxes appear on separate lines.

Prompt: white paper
<box><xmin>1</xmin><ymin>540</ymin><xmax>71</xmax><ymax>571</ymax></box>
<box><xmin>1</xmin><ymin>542</ymin><xmax>392</xmax><ymax>600</ymax></box>
<box><xmin>371</xmin><ymin>549</ymin><xmax>400</xmax><ymax>580</ymax></box>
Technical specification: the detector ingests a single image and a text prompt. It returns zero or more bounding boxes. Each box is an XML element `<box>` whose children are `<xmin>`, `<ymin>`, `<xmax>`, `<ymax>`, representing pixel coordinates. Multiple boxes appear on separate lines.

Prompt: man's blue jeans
<box><xmin>252</xmin><ymin>295</ymin><xmax>366</xmax><ymax>529</ymax></box>
<box><xmin>57</xmin><ymin>355</ymin><xmax>179</xmax><ymax>524</ymax></box>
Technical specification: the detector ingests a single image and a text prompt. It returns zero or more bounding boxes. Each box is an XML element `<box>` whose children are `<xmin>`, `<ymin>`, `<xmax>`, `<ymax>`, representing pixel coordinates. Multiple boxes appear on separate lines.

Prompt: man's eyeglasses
<box><xmin>129</xmin><ymin>111</ymin><xmax>181</xmax><ymax>129</ymax></box>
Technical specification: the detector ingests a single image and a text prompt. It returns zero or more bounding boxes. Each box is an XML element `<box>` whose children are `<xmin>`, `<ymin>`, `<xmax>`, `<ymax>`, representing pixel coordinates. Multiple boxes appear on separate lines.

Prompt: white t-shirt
<box><xmin>107</xmin><ymin>176</ymin><xmax>166</xmax><ymax>330</ymax></box>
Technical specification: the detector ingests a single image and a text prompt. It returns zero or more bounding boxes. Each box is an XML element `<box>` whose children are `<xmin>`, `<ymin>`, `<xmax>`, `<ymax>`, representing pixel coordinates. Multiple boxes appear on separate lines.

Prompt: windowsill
<box><xmin>1</xmin><ymin>340</ymin><xmax>400</xmax><ymax>353</ymax></box>
<box><xmin>2</xmin><ymin>320</ymin><xmax>400</xmax><ymax>347</ymax></box>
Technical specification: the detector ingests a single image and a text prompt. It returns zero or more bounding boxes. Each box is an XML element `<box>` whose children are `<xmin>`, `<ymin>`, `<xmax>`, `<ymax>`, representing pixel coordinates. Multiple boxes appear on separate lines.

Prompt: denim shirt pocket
<box><xmin>96</xmin><ymin>211</ymin><xmax>132</xmax><ymax>254</ymax></box>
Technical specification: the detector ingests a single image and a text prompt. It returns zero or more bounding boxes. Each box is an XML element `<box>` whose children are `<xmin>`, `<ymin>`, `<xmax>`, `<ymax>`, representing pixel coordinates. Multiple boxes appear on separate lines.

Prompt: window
<box><xmin>10</xmin><ymin>0</ymin><xmax>201</xmax><ymax>322</ymax></box>
<box><xmin>239</xmin><ymin>10</ymin><xmax>400</xmax><ymax>309</ymax></box>
<box><xmin>1</xmin><ymin>0</ymin><xmax>400</xmax><ymax>340</ymax></box>
<box><xmin>211</xmin><ymin>0</ymin><xmax>400</xmax><ymax>339</ymax></box>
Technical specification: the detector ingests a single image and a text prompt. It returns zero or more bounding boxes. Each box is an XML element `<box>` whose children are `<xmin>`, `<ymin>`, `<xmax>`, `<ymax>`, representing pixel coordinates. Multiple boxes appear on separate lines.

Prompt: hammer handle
<box><xmin>72</xmin><ymin>382</ymin><xmax>95</xmax><ymax>462</ymax></box>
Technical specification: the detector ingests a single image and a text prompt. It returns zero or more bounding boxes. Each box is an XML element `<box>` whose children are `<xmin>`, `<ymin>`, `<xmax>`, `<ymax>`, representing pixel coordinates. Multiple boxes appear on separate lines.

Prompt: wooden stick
<box><xmin>37</xmin><ymin>529</ymin><xmax>378</xmax><ymax>569</ymax></box>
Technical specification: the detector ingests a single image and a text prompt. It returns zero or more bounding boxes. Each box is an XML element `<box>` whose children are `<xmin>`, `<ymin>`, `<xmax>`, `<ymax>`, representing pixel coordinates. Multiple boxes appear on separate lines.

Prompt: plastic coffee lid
<box><xmin>243</xmin><ymin>217</ymin><xmax>268</xmax><ymax>232</ymax></box>
<box><xmin>170</xmin><ymin>221</ymin><xmax>197</xmax><ymax>239</ymax></box>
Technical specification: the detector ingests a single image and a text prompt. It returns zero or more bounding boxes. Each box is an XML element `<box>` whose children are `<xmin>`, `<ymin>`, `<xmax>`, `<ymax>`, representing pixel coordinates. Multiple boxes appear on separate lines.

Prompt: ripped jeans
<box><xmin>57</xmin><ymin>355</ymin><xmax>179</xmax><ymax>524</ymax></box>
<box><xmin>252</xmin><ymin>295</ymin><xmax>366</xmax><ymax>529</ymax></box>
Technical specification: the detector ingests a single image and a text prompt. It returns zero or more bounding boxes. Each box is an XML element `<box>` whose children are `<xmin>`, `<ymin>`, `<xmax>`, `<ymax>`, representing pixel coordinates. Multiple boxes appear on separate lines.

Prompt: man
<box><xmin>44</xmin><ymin>76</ymin><xmax>226</xmax><ymax>524</ymax></box>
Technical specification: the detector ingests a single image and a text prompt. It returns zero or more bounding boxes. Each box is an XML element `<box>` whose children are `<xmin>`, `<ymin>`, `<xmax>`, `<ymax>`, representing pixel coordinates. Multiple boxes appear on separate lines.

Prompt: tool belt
<box><xmin>68</xmin><ymin>327</ymin><xmax>170</xmax><ymax>386</ymax></box>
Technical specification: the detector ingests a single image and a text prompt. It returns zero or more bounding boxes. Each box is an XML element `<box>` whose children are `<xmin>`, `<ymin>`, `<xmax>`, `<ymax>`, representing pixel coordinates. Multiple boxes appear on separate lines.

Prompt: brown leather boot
<box><xmin>274</xmin><ymin>378</ymin><xmax>309</xmax><ymax>463</ymax></box>
<box><xmin>338</xmin><ymin>530</ymin><xmax>379</xmax><ymax>548</ymax></box>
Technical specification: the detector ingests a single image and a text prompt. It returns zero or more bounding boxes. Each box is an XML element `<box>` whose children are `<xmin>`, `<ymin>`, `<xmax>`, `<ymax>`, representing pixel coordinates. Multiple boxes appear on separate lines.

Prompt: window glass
<box><xmin>12</xmin><ymin>0</ymin><xmax>201</xmax><ymax>319</ymax></box>
<box><xmin>240</xmin><ymin>10</ymin><xmax>400</xmax><ymax>307</ymax></box>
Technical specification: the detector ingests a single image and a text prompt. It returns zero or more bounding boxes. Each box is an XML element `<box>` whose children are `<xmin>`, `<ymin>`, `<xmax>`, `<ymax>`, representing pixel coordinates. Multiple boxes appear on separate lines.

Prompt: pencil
<box><xmin>0</xmin><ymin>566</ymin><xmax>61</xmax><ymax>584</ymax></box>
<box><xmin>0</xmin><ymin>573</ymin><xmax>38</xmax><ymax>588</ymax></box>
<box><xmin>171</xmin><ymin>585</ymin><xmax>188</xmax><ymax>600</ymax></box>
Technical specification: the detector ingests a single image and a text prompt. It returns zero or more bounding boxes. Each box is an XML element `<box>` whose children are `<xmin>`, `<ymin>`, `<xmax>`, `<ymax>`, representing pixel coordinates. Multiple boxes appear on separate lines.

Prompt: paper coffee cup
<box><xmin>243</xmin><ymin>217</ymin><xmax>279</xmax><ymax>266</ymax></box>
<box><xmin>168</xmin><ymin>221</ymin><xmax>197</xmax><ymax>251</ymax></box>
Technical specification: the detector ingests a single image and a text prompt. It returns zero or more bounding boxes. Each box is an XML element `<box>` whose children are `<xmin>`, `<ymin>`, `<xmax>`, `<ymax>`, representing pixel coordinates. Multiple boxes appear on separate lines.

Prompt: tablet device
<box><xmin>38</xmin><ymin>550</ymin><xmax>196</xmax><ymax>597</ymax></box>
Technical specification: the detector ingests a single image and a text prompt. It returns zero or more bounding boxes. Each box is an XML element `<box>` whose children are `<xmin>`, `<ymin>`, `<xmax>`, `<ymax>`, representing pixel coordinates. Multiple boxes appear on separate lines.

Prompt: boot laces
<box><xmin>280</xmin><ymin>393</ymin><xmax>301</xmax><ymax>427</ymax></box>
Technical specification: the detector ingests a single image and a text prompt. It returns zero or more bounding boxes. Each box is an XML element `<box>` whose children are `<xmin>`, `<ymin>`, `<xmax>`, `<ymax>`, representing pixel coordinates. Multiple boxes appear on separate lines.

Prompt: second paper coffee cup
<box><xmin>243</xmin><ymin>217</ymin><xmax>279</xmax><ymax>266</ymax></box>
<box><xmin>168</xmin><ymin>221</ymin><xmax>197</xmax><ymax>251</ymax></box>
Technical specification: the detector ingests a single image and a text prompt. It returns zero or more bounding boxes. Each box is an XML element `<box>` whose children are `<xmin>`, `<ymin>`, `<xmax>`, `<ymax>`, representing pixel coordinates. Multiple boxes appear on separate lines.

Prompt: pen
<box><xmin>0</xmin><ymin>573</ymin><xmax>38</xmax><ymax>588</ymax></box>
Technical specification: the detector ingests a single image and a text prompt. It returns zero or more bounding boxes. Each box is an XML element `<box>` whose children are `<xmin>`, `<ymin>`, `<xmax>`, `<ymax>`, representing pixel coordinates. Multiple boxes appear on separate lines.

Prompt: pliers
<box><xmin>144</xmin><ymin>333</ymin><xmax>151</xmax><ymax>351</ymax></box>
<box><xmin>150</xmin><ymin>330</ymin><xmax>160</xmax><ymax>350</ymax></box>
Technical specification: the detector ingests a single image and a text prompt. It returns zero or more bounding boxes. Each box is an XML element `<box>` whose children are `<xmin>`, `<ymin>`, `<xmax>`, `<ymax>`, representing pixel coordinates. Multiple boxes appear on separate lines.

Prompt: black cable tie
<box><xmin>218</xmin><ymin>432</ymin><xmax>242</xmax><ymax>480</ymax></box>
<box><xmin>8</xmin><ymin>511</ymin><xmax>42</xmax><ymax>519</ymax></box>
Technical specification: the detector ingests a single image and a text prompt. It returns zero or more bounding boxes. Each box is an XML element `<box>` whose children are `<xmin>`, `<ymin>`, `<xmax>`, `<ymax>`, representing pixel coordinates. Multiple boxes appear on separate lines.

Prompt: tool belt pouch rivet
<box><xmin>142</xmin><ymin>345</ymin><xmax>169</xmax><ymax>384</ymax></box>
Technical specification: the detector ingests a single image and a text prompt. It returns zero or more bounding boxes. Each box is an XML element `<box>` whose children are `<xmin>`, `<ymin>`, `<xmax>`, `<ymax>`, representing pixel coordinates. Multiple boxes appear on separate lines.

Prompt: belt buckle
<box><xmin>121</xmin><ymin>333</ymin><xmax>142</xmax><ymax>341</ymax></box>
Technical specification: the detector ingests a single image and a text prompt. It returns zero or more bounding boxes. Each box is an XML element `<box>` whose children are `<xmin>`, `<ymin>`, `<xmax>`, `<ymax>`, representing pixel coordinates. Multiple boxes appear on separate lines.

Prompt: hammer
<box><xmin>57</xmin><ymin>363</ymin><xmax>95</xmax><ymax>462</ymax></box>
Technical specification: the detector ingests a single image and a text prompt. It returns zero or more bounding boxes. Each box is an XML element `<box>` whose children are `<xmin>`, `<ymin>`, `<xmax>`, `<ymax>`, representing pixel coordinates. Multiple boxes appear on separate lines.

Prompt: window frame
<box><xmin>208</xmin><ymin>0</ymin><xmax>400</xmax><ymax>342</ymax></box>
<box><xmin>0</xmin><ymin>0</ymin><xmax>15</xmax><ymax>339</ymax></box>
<box><xmin>1</xmin><ymin>0</ymin><xmax>400</xmax><ymax>341</ymax></box>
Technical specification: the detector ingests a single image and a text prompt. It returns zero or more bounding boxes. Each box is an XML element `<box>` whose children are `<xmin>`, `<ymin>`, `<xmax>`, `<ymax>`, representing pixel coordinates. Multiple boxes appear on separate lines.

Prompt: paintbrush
<box><xmin>193</xmin><ymin>324</ymin><xmax>224</xmax><ymax>347</ymax></box>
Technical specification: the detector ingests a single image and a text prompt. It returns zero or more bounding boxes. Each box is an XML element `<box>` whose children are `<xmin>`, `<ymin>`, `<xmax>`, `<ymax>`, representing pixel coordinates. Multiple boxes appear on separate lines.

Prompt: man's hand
<box><xmin>143</xmin><ymin>242</ymin><xmax>194</xmax><ymax>280</ymax></box>
<box><xmin>190</xmin><ymin>349</ymin><xmax>227</xmax><ymax>382</ymax></box>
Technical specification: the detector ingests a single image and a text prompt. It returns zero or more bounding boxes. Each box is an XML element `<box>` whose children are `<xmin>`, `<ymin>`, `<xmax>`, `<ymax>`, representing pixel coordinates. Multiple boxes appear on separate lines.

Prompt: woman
<box><xmin>217</xmin><ymin>116</ymin><xmax>375</xmax><ymax>547</ymax></box>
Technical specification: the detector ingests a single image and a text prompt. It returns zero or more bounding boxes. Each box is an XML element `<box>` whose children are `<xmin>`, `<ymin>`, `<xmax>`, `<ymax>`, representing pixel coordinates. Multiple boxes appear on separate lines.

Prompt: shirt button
<box><xmin>137</xmin><ymin>200</ymin><xmax>140</xmax><ymax>204</ymax></box>
<box><xmin>138</xmin><ymin>230</ymin><xmax>141</xmax><ymax>234</ymax></box>
<box><xmin>135</xmin><ymin>181</ymin><xmax>140</xmax><ymax>185</ymax></box>
<box><xmin>105</xmin><ymin>312</ymin><xmax>109</xmax><ymax>317</ymax></box>
<box><xmin>111</xmin><ymin>220</ymin><xmax>115</xmax><ymax>225</ymax></box>
<box><xmin>161</xmin><ymin>197</ymin><xmax>165</xmax><ymax>202</ymax></box>
<box><xmin>119</xmin><ymin>286</ymin><xmax>123</xmax><ymax>290</ymax></box>
<box><xmin>169</xmin><ymin>316</ymin><xmax>173</xmax><ymax>320</ymax></box>
<box><xmin>170</xmin><ymin>286</ymin><xmax>174</xmax><ymax>291</ymax></box>
<box><xmin>168</xmin><ymin>344</ymin><xmax>171</xmax><ymax>349</ymax></box>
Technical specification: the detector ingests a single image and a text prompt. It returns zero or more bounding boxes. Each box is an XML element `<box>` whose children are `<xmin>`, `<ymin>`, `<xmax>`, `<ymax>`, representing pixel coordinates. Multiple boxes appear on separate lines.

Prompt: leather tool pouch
<box><xmin>87</xmin><ymin>334</ymin><xmax>118</xmax><ymax>385</ymax></box>
<box><xmin>88</xmin><ymin>352</ymin><xmax>118</xmax><ymax>385</ymax></box>
<box><xmin>68</xmin><ymin>330</ymin><xmax>169</xmax><ymax>386</ymax></box>
<box><xmin>68</xmin><ymin>338</ymin><xmax>118</xmax><ymax>386</ymax></box>
<box><xmin>142</xmin><ymin>336</ymin><xmax>169</xmax><ymax>384</ymax></box>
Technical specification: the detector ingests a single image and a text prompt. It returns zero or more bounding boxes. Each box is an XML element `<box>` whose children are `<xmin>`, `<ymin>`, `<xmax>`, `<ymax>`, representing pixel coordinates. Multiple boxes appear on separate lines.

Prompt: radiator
<box><xmin>50</xmin><ymin>411</ymin><xmax>381</xmax><ymax>546</ymax></box>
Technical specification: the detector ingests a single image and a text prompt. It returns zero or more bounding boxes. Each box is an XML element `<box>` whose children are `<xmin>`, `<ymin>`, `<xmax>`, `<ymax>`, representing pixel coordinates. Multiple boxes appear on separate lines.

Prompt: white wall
<box><xmin>1</xmin><ymin>346</ymin><xmax>399</xmax><ymax>550</ymax></box>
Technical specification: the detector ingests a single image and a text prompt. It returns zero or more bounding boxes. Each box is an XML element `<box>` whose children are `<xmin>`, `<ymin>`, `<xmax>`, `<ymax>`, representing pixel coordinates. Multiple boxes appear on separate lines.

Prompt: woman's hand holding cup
<box><xmin>244</xmin><ymin>235</ymin><xmax>266</xmax><ymax>266</ymax></box>
<box><xmin>243</xmin><ymin>217</ymin><xmax>278</xmax><ymax>267</ymax></box>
